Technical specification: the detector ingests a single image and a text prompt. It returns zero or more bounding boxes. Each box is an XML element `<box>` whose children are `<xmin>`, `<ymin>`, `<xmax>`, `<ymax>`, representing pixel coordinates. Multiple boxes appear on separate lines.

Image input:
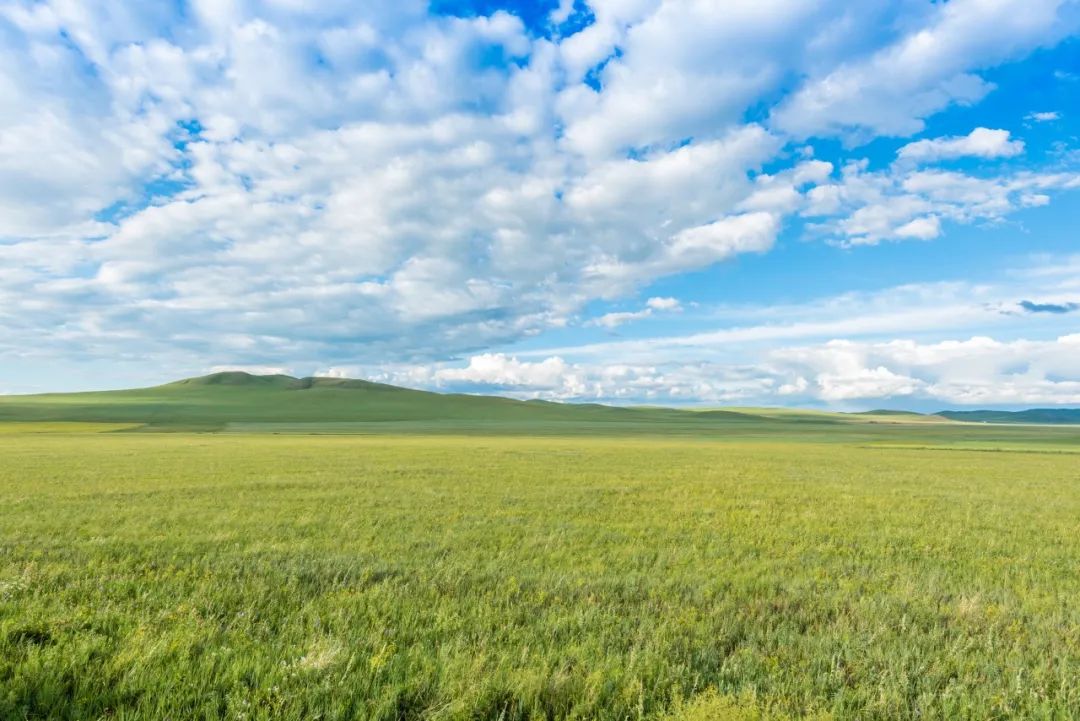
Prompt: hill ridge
<box><xmin>3</xmin><ymin>372</ymin><xmax>1078</xmax><ymax>429</ymax></box>
<box><xmin>937</xmin><ymin>408</ymin><xmax>1080</xmax><ymax>425</ymax></box>
<box><xmin>165</xmin><ymin>371</ymin><xmax>401</xmax><ymax>392</ymax></box>
<box><xmin>0</xmin><ymin>371</ymin><xmax>654</xmax><ymax>429</ymax></box>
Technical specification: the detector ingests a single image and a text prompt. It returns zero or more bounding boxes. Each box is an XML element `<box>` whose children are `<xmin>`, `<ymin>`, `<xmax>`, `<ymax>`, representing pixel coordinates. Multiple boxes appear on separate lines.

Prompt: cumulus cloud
<box><xmin>359</xmin><ymin>333</ymin><xmax>1080</xmax><ymax>407</ymax></box>
<box><xmin>372</xmin><ymin>353</ymin><xmax>777</xmax><ymax>403</ymax></box>
<box><xmin>590</xmin><ymin>310</ymin><xmax>654</xmax><ymax>328</ymax></box>
<box><xmin>803</xmin><ymin>159</ymin><xmax>1080</xmax><ymax>246</ymax></box>
<box><xmin>555</xmin><ymin>0</ymin><xmax>836</xmax><ymax>157</ymax></box>
<box><xmin>1026</xmin><ymin>111</ymin><xmax>1061</xmax><ymax>122</ymax></box>
<box><xmin>1</xmin><ymin>0</ymin><xmax>1079</xmax><ymax>400</ymax></box>
<box><xmin>410</xmin><ymin>265</ymin><xmax>1080</xmax><ymax>407</ymax></box>
<box><xmin>209</xmin><ymin>364</ymin><xmax>294</xmax><ymax>376</ymax></box>
<box><xmin>769</xmin><ymin>335</ymin><xmax>1080</xmax><ymax>405</ymax></box>
<box><xmin>772</xmin><ymin>0</ymin><xmax>1080</xmax><ymax>138</ymax></box>
<box><xmin>314</xmin><ymin>367</ymin><xmax>353</xmax><ymax>379</ymax></box>
<box><xmin>590</xmin><ymin>296</ymin><xmax>683</xmax><ymax>328</ymax></box>
<box><xmin>893</xmin><ymin>216</ymin><xmax>942</xmax><ymax>240</ymax></box>
<box><xmin>790</xmin><ymin>126</ymin><xmax>1080</xmax><ymax>247</ymax></box>
<box><xmin>432</xmin><ymin>354</ymin><xmax>576</xmax><ymax>391</ymax></box>
<box><xmin>662</xmin><ymin>213</ymin><xmax>778</xmax><ymax>269</ymax></box>
<box><xmin>646</xmin><ymin>297</ymin><xmax>681</xmax><ymax>311</ymax></box>
<box><xmin>0</xmin><ymin>5</ymin><xmax>797</xmax><ymax>368</ymax></box>
<box><xmin>896</xmin><ymin>128</ymin><xmax>1025</xmax><ymax>164</ymax></box>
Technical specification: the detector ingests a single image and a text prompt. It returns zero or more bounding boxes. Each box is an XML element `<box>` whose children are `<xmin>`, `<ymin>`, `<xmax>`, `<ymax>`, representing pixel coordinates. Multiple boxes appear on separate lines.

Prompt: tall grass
<box><xmin>2</xmin><ymin>430</ymin><xmax>1079</xmax><ymax>719</ymax></box>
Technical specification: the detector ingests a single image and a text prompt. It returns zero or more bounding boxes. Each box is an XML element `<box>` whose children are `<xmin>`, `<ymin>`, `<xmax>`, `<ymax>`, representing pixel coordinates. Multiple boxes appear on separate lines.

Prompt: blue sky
<box><xmin>1</xmin><ymin>0</ymin><xmax>1079</xmax><ymax>409</ymax></box>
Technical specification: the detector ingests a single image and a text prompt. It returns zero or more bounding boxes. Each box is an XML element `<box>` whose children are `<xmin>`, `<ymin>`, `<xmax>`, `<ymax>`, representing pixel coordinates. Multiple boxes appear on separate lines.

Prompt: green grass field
<box><xmin>2</xmin><ymin>410</ymin><xmax>1080</xmax><ymax>720</ymax></box>
<box><xmin>2</xmin><ymin>376</ymin><xmax>1079</xmax><ymax>719</ymax></box>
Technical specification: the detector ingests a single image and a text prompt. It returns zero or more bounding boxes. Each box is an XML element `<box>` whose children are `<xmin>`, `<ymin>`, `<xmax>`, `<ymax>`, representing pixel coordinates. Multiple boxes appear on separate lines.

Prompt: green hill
<box><xmin>0</xmin><ymin>371</ymin><xmax>868</xmax><ymax>434</ymax></box>
<box><xmin>937</xmin><ymin>408</ymin><xmax>1080</xmax><ymax>424</ymax></box>
<box><xmin>1</xmin><ymin>372</ymin><xmax>1076</xmax><ymax>439</ymax></box>
<box><xmin>0</xmin><ymin>371</ymin><xmax>648</xmax><ymax>430</ymax></box>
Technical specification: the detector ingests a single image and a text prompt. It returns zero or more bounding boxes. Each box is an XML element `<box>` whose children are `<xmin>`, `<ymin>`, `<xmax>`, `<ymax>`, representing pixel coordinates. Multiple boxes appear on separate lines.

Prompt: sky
<box><xmin>1</xmin><ymin>0</ymin><xmax>1079</xmax><ymax>410</ymax></box>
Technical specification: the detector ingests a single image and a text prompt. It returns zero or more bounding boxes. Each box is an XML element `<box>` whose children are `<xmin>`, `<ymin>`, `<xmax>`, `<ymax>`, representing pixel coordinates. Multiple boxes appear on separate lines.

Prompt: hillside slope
<box><xmin>1</xmin><ymin>371</ymin><xmax>770</xmax><ymax>430</ymax></box>
<box><xmin>937</xmin><ymin>409</ymin><xmax>1080</xmax><ymax>424</ymax></box>
<box><xmin>0</xmin><ymin>371</ymin><xmax>654</xmax><ymax>428</ymax></box>
<box><xmin>1</xmin><ymin>372</ymin><xmax>1074</xmax><ymax>439</ymax></box>
<box><xmin>0</xmin><ymin>371</ymin><xmax>886</xmax><ymax>434</ymax></box>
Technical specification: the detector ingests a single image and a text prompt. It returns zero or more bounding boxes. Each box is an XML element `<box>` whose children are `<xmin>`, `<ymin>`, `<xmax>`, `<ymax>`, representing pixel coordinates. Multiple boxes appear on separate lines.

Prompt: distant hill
<box><xmin>857</xmin><ymin>409</ymin><xmax>924</xmax><ymax>416</ymax></box>
<box><xmin>0</xmin><ymin>371</ymin><xmax>651</xmax><ymax>430</ymax></box>
<box><xmin>1</xmin><ymin>371</ymin><xmax>760</xmax><ymax>433</ymax></box>
<box><xmin>0</xmin><ymin>371</ymin><xmax>1074</xmax><ymax>433</ymax></box>
<box><xmin>937</xmin><ymin>409</ymin><xmax>1080</xmax><ymax>425</ymax></box>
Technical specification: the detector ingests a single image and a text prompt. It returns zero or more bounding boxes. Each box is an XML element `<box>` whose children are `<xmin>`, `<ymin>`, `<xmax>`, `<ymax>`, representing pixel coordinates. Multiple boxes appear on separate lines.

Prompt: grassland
<box><xmin>2</xmin><ymin>413</ymin><xmax>1080</xmax><ymax>720</ymax></box>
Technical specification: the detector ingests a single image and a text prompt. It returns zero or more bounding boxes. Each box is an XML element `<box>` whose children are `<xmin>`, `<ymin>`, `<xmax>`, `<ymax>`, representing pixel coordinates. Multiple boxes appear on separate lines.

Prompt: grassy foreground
<box><xmin>2</xmin><ymin>425</ymin><xmax>1080</xmax><ymax>720</ymax></box>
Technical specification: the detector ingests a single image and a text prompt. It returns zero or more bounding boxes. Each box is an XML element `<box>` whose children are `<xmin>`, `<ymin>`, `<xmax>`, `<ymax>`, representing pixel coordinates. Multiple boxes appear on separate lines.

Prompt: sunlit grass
<box><xmin>2</xmin><ymin>430</ymin><xmax>1079</xmax><ymax>719</ymax></box>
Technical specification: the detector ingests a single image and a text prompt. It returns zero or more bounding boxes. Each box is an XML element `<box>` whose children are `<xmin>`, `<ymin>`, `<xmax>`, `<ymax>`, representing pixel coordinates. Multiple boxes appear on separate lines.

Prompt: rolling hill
<box><xmin>0</xmin><ymin>371</ymin><xmax>1076</xmax><ymax>435</ymax></box>
<box><xmin>0</xmin><ymin>371</ymin><xmax>750</xmax><ymax>432</ymax></box>
<box><xmin>937</xmin><ymin>408</ymin><xmax>1080</xmax><ymax>424</ymax></box>
<box><xmin>0</xmin><ymin>371</ymin><xmax>870</xmax><ymax>433</ymax></box>
<box><xmin>0</xmin><ymin>372</ymin><xmax>640</xmax><ymax>428</ymax></box>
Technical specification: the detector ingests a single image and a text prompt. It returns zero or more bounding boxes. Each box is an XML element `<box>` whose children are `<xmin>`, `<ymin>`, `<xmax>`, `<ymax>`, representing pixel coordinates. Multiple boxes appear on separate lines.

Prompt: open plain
<box><xmin>2</xmin><ymin>377</ymin><xmax>1079</xmax><ymax>720</ymax></box>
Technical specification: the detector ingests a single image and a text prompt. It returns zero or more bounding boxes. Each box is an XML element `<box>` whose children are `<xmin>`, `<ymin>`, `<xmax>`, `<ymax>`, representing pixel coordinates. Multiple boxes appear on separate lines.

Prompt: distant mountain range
<box><xmin>936</xmin><ymin>409</ymin><xmax>1080</xmax><ymax>424</ymax></box>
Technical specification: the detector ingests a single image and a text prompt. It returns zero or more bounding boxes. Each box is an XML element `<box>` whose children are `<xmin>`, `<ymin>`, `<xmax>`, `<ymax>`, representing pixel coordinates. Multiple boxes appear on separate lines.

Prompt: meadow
<box><xmin>3</xmin><ymin>418</ymin><xmax>1080</xmax><ymax>720</ymax></box>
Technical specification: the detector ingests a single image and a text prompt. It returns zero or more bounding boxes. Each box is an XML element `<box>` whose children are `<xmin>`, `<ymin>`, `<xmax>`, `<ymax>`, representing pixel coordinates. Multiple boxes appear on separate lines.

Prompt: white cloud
<box><xmin>664</xmin><ymin>212</ymin><xmax>779</xmax><ymax>266</ymax></box>
<box><xmin>896</xmin><ymin>127</ymin><xmax>1024</xmax><ymax>164</ymax></box>
<box><xmin>1</xmin><ymin>0</ymin><xmax>1079</xmax><ymax>395</ymax></box>
<box><xmin>555</xmin><ymin>1</ymin><xmax>959</xmax><ymax>157</ymax></box>
<box><xmin>1026</xmin><ymin>110</ymin><xmax>1061</xmax><ymax>122</ymax></box>
<box><xmin>589</xmin><ymin>295</ymin><xmax>682</xmax><ymax>328</ymax></box>
<box><xmin>818</xmin><ymin>366</ymin><xmax>923</xmax><ymax>401</ymax></box>
<box><xmin>522</xmin><ymin>287</ymin><xmax>996</xmax><ymax>365</ymax></box>
<box><xmin>314</xmin><ymin>367</ymin><xmax>352</xmax><ymax>379</ymax></box>
<box><xmin>803</xmin><ymin>160</ymin><xmax>1080</xmax><ymax>246</ymax></box>
<box><xmin>373</xmin><ymin>352</ymin><xmax>776</xmax><ymax>403</ymax></box>
<box><xmin>777</xmin><ymin>376</ymin><xmax>809</xmax><ymax>396</ymax></box>
<box><xmin>361</xmin><ymin>332</ymin><xmax>1080</xmax><ymax>407</ymax></box>
<box><xmin>550</xmin><ymin>0</ymin><xmax>576</xmax><ymax>26</ymax></box>
<box><xmin>209</xmin><ymin>364</ymin><xmax>293</xmax><ymax>376</ymax></box>
<box><xmin>513</xmin><ymin>259</ymin><xmax>1080</xmax><ymax>365</ymax></box>
<box><xmin>770</xmin><ymin>335</ymin><xmax>1080</xmax><ymax>405</ymax></box>
<box><xmin>590</xmin><ymin>309</ymin><xmax>654</xmax><ymax>328</ymax></box>
<box><xmin>433</xmin><ymin>353</ymin><xmax>576</xmax><ymax>391</ymax></box>
<box><xmin>772</xmin><ymin>0</ymin><xmax>1080</xmax><ymax>138</ymax></box>
<box><xmin>646</xmin><ymin>296</ymin><xmax>681</xmax><ymax>311</ymax></box>
<box><xmin>0</xmin><ymin>6</ymin><xmax>800</xmax><ymax>367</ymax></box>
<box><xmin>893</xmin><ymin>216</ymin><xmax>942</xmax><ymax>240</ymax></box>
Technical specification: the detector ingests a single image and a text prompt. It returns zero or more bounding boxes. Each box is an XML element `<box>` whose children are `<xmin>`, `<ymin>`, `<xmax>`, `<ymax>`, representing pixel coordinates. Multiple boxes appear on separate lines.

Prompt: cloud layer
<box><xmin>2</xmin><ymin>0</ymin><xmax>1079</xmax><ymax>404</ymax></box>
<box><xmin>315</xmin><ymin>256</ymin><xmax>1080</xmax><ymax>408</ymax></box>
<box><xmin>334</xmin><ymin>333</ymin><xmax>1080</xmax><ymax>408</ymax></box>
